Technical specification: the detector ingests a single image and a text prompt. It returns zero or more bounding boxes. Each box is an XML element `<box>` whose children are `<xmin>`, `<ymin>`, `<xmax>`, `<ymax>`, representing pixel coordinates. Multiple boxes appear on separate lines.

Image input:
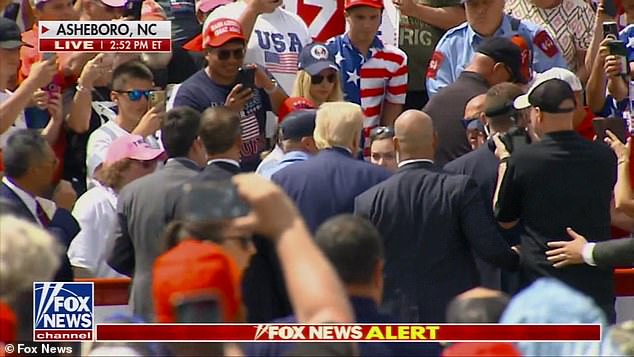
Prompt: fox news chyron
<box><xmin>33</xmin><ymin>282</ymin><xmax>94</xmax><ymax>341</ymax></box>
<box><xmin>38</xmin><ymin>21</ymin><xmax>171</xmax><ymax>52</ymax></box>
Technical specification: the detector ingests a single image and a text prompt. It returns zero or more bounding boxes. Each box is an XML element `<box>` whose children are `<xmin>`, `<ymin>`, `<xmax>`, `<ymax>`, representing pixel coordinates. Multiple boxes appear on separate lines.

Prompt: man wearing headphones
<box><xmin>444</xmin><ymin>82</ymin><xmax>526</xmax><ymax>294</ymax></box>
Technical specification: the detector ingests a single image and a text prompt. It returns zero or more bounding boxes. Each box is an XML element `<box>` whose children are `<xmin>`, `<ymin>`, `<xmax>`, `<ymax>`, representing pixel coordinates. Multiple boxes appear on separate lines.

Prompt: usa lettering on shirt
<box><xmin>328</xmin><ymin>35</ymin><xmax>408</xmax><ymax>156</ymax></box>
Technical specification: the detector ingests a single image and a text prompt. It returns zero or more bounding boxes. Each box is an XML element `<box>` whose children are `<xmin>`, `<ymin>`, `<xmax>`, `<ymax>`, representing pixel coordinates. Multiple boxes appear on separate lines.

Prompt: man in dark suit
<box><xmin>108</xmin><ymin>107</ymin><xmax>206</xmax><ymax>321</ymax></box>
<box><xmin>444</xmin><ymin>83</ymin><xmax>525</xmax><ymax>292</ymax></box>
<box><xmin>272</xmin><ymin>102</ymin><xmax>391</xmax><ymax>233</ymax></box>
<box><xmin>1</xmin><ymin>129</ymin><xmax>78</xmax><ymax>281</ymax></box>
<box><xmin>355</xmin><ymin>110</ymin><xmax>518</xmax><ymax>323</ymax></box>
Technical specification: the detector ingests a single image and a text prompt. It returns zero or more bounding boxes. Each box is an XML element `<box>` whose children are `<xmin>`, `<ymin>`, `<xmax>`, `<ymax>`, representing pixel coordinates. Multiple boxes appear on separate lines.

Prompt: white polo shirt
<box><xmin>67</xmin><ymin>183</ymin><xmax>126</xmax><ymax>278</ymax></box>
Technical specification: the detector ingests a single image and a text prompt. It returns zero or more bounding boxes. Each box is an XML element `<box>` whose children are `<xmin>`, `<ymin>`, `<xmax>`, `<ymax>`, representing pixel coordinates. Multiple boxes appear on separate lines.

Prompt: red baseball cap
<box><xmin>278</xmin><ymin>97</ymin><xmax>316</xmax><ymax>123</ymax></box>
<box><xmin>344</xmin><ymin>0</ymin><xmax>383</xmax><ymax>10</ymax></box>
<box><xmin>203</xmin><ymin>18</ymin><xmax>245</xmax><ymax>48</ymax></box>
<box><xmin>510</xmin><ymin>34</ymin><xmax>532</xmax><ymax>84</ymax></box>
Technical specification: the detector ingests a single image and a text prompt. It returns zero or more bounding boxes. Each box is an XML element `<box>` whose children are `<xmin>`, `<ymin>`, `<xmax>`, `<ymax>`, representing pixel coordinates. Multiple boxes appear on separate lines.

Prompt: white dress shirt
<box><xmin>207</xmin><ymin>158</ymin><xmax>241</xmax><ymax>167</ymax></box>
<box><xmin>397</xmin><ymin>159</ymin><xmax>434</xmax><ymax>168</ymax></box>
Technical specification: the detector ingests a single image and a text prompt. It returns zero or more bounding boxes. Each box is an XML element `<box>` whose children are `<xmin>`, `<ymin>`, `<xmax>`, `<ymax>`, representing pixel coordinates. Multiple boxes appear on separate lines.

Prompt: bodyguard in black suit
<box><xmin>108</xmin><ymin>108</ymin><xmax>206</xmax><ymax>320</ymax></box>
<box><xmin>355</xmin><ymin>110</ymin><xmax>518</xmax><ymax>323</ymax></box>
<box><xmin>444</xmin><ymin>83</ymin><xmax>526</xmax><ymax>292</ymax></box>
<box><xmin>272</xmin><ymin>102</ymin><xmax>391</xmax><ymax>233</ymax></box>
<box><xmin>1</xmin><ymin>129</ymin><xmax>78</xmax><ymax>281</ymax></box>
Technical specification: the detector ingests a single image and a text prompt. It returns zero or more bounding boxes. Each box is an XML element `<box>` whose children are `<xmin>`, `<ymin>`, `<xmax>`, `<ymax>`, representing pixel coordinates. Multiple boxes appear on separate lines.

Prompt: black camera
<box><xmin>484</xmin><ymin>99</ymin><xmax>532</xmax><ymax>154</ymax></box>
<box><xmin>500</xmin><ymin>126</ymin><xmax>532</xmax><ymax>154</ymax></box>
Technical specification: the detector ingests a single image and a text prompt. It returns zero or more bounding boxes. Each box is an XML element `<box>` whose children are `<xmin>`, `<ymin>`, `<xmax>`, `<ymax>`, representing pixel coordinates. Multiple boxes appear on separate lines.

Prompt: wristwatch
<box><xmin>264</xmin><ymin>79</ymin><xmax>279</xmax><ymax>95</ymax></box>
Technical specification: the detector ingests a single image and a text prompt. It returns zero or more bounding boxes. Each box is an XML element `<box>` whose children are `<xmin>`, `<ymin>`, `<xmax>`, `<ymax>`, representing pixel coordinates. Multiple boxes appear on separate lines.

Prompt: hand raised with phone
<box><xmin>26</xmin><ymin>56</ymin><xmax>58</xmax><ymax>89</ymax></box>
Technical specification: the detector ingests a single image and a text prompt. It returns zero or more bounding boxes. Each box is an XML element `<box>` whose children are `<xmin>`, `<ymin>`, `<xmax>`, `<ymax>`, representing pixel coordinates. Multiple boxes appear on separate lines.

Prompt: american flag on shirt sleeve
<box><xmin>360</xmin><ymin>45</ymin><xmax>408</xmax><ymax>157</ymax></box>
<box><xmin>264</xmin><ymin>51</ymin><xmax>299</xmax><ymax>75</ymax></box>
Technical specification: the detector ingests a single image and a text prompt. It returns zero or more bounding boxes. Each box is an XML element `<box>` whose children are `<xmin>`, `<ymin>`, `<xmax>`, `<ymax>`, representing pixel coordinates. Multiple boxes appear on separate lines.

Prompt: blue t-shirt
<box><xmin>173</xmin><ymin>69</ymin><xmax>271</xmax><ymax>165</ymax></box>
<box><xmin>619</xmin><ymin>24</ymin><xmax>634</xmax><ymax>62</ymax></box>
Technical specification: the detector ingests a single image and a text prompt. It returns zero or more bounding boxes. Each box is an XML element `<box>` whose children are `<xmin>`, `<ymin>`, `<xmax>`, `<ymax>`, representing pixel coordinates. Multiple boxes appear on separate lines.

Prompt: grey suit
<box><xmin>594</xmin><ymin>238</ymin><xmax>634</xmax><ymax>267</ymax></box>
<box><xmin>108</xmin><ymin>158</ymin><xmax>201</xmax><ymax>321</ymax></box>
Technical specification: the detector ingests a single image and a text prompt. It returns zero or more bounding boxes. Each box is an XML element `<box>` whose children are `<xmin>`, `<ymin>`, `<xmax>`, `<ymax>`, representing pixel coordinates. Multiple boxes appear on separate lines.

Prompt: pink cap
<box><xmin>100</xmin><ymin>0</ymin><xmax>127</xmax><ymax>7</ymax></box>
<box><xmin>196</xmin><ymin>0</ymin><xmax>231</xmax><ymax>13</ymax></box>
<box><xmin>105</xmin><ymin>135</ymin><xmax>164</xmax><ymax>165</ymax></box>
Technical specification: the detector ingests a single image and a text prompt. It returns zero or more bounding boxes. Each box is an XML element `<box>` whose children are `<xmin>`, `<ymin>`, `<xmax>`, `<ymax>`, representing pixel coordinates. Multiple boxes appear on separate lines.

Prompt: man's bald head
<box><xmin>394</xmin><ymin>110</ymin><xmax>435</xmax><ymax>160</ymax></box>
<box><xmin>465</xmin><ymin>94</ymin><xmax>486</xmax><ymax>119</ymax></box>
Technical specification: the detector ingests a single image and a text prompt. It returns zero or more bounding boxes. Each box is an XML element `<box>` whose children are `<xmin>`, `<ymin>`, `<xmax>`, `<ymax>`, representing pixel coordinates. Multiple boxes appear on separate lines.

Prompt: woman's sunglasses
<box><xmin>370</xmin><ymin>126</ymin><xmax>395</xmax><ymax>140</ymax></box>
<box><xmin>115</xmin><ymin>89</ymin><xmax>152</xmax><ymax>101</ymax></box>
<box><xmin>216</xmin><ymin>48</ymin><xmax>245</xmax><ymax>61</ymax></box>
<box><xmin>311</xmin><ymin>73</ymin><xmax>337</xmax><ymax>85</ymax></box>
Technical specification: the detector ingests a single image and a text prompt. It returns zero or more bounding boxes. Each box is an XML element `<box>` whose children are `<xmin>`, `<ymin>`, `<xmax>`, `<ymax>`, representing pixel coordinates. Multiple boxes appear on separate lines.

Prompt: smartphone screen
<box><xmin>603</xmin><ymin>21</ymin><xmax>619</xmax><ymax>40</ymax></box>
<box><xmin>236</xmin><ymin>67</ymin><xmax>255</xmax><ymax>90</ymax></box>
<box><xmin>124</xmin><ymin>0</ymin><xmax>143</xmax><ymax>20</ymax></box>
<box><xmin>181</xmin><ymin>180</ymin><xmax>251</xmax><ymax>221</ymax></box>
<box><xmin>608</xmin><ymin>40</ymin><xmax>629</xmax><ymax>75</ymax></box>
<box><xmin>172</xmin><ymin>293</ymin><xmax>222</xmax><ymax>323</ymax></box>
<box><xmin>593</xmin><ymin>117</ymin><xmax>627</xmax><ymax>143</ymax></box>
<box><xmin>148</xmin><ymin>90</ymin><xmax>166</xmax><ymax>112</ymax></box>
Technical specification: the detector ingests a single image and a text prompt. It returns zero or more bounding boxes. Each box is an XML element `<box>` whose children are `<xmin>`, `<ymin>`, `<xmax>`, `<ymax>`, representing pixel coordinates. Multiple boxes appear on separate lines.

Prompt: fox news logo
<box><xmin>33</xmin><ymin>282</ymin><xmax>94</xmax><ymax>341</ymax></box>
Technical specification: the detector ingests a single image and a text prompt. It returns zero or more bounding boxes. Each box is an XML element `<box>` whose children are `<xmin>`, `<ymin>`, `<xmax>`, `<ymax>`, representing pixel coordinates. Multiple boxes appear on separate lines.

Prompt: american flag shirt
<box><xmin>326</xmin><ymin>34</ymin><xmax>408</xmax><ymax>157</ymax></box>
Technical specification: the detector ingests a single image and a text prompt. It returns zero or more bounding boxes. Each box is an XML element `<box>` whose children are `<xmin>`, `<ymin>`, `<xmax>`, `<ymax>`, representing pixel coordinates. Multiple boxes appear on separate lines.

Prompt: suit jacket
<box><xmin>272</xmin><ymin>147</ymin><xmax>391</xmax><ymax>233</ymax></box>
<box><xmin>0</xmin><ymin>182</ymin><xmax>78</xmax><ymax>281</ymax></box>
<box><xmin>444</xmin><ymin>140</ymin><xmax>523</xmax><ymax>291</ymax></box>
<box><xmin>108</xmin><ymin>158</ymin><xmax>201</xmax><ymax>321</ymax></box>
<box><xmin>354</xmin><ymin>161</ymin><xmax>518</xmax><ymax>322</ymax></box>
<box><xmin>594</xmin><ymin>238</ymin><xmax>634</xmax><ymax>267</ymax></box>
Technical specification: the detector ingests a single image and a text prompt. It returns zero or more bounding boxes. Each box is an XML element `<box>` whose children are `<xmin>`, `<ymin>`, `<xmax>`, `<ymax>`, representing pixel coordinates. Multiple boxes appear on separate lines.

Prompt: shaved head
<box><xmin>465</xmin><ymin>94</ymin><xmax>486</xmax><ymax>119</ymax></box>
<box><xmin>394</xmin><ymin>110</ymin><xmax>435</xmax><ymax>160</ymax></box>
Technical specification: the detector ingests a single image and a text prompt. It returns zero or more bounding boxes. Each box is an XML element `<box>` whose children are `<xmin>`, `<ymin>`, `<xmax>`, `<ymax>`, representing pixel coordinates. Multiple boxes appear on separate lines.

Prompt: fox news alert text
<box><xmin>94</xmin><ymin>323</ymin><xmax>601</xmax><ymax>342</ymax></box>
<box><xmin>38</xmin><ymin>21</ymin><xmax>171</xmax><ymax>53</ymax></box>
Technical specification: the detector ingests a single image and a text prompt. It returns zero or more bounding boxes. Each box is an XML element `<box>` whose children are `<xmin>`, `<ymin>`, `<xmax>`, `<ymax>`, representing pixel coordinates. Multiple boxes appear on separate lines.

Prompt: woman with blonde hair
<box><xmin>292</xmin><ymin>43</ymin><xmax>343</xmax><ymax>106</ymax></box>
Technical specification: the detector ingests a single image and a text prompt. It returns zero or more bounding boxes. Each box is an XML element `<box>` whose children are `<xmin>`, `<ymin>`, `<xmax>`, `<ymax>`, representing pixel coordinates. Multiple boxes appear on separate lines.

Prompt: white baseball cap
<box><xmin>514</xmin><ymin>67</ymin><xmax>582</xmax><ymax>110</ymax></box>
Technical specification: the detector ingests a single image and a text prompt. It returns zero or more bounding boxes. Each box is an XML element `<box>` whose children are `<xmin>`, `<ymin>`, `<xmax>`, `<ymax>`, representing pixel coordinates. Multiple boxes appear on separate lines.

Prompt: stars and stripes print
<box><xmin>326</xmin><ymin>34</ymin><xmax>408</xmax><ymax>157</ymax></box>
<box><xmin>264</xmin><ymin>51</ymin><xmax>300</xmax><ymax>75</ymax></box>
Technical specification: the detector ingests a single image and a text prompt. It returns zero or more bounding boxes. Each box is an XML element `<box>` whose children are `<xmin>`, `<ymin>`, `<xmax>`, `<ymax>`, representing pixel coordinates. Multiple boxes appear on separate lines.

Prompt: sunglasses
<box><xmin>311</xmin><ymin>73</ymin><xmax>337</xmax><ymax>85</ymax></box>
<box><xmin>115</xmin><ymin>89</ymin><xmax>152</xmax><ymax>101</ymax></box>
<box><xmin>215</xmin><ymin>48</ymin><xmax>245</xmax><ymax>61</ymax></box>
<box><xmin>461</xmin><ymin>117</ymin><xmax>480</xmax><ymax>129</ymax></box>
<box><xmin>369</xmin><ymin>126</ymin><xmax>395</xmax><ymax>140</ymax></box>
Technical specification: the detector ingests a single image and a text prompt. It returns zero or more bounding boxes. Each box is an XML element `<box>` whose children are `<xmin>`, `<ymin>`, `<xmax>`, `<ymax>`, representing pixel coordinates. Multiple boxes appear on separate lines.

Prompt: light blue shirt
<box><xmin>426</xmin><ymin>14</ymin><xmax>567</xmax><ymax>97</ymax></box>
<box><xmin>260</xmin><ymin>151</ymin><xmax>310</xmax><ymax>180</ymax></box>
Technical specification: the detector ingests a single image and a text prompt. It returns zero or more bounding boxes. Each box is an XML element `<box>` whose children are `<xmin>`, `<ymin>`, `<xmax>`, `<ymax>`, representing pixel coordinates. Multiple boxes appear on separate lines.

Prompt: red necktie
<box><xmin>36</xmin><ymin>202</ymin><xmax>51</xmax><ymax>227</ymax></box>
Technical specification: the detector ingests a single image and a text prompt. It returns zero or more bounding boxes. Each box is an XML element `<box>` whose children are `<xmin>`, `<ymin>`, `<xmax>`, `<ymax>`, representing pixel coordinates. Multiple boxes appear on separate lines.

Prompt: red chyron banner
<box><xmin>96</xmin><ymin>324</ymin><xmax>601</xmax><ymax>342</ymax></box>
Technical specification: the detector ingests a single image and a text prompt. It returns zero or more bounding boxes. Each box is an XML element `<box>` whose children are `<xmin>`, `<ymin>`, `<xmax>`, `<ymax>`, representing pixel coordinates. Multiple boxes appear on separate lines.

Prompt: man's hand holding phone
<box><xmin>133</xmin><ymin>105</ymin><xmax>163</xmax><ymax>137</ymax></box>
<box><xmin>225</xmin><ymin>83</ymin><xmax>253</xmax><ymax>113</ymax></box>
<box><xmin>25</xmin><ymin>55</ymin><xmax>58</xmax><ymax>90</ymax></box>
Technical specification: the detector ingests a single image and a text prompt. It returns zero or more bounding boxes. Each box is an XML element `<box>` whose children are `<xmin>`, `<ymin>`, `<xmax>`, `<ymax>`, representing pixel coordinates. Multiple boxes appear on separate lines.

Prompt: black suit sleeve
<box><xmin>107</xmin><ymin>193</ymin><xmax>135</xmax><ymax>276</ymax></box>
<box><xmin>593</xmin><ymin>238</ymin><xmax>634</xmax><ymax>267</ymax></box>
<box><xmin>495</xmin><ymin>158</ymin><xmax>522</xmax><ymax>223</ymax></box>
<box><xmin>460</xmin><ymin>177</ymin><xmax>519</xmax><ymax>270</ymax></box>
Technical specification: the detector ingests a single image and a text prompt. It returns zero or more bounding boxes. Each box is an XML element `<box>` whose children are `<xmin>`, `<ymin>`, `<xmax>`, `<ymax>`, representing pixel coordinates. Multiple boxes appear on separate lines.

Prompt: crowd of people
<box><xmin>1</xmin><ymin>0</ymin><xmax>634</xmax><ymax>353</ymax></box>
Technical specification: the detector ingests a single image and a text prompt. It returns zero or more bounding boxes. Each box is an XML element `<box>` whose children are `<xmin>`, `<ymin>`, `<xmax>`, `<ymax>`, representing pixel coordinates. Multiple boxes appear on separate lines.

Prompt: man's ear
<box><xmin>392</xmin><ymin>136</ymin><xmax>400</xmax><ymax>153</ymax></box>
<box><xmin>110</xmin><ymin>91</ymin><xmax>117</xmax><ymax>102</ymax></box>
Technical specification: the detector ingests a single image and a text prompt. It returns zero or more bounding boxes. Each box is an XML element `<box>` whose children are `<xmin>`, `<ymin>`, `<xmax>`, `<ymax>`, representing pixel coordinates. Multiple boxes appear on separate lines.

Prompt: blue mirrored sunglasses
<box><xmin>116</xmin><ymin>89</ymin><xmax>152</xmax><ymax>101</ymax></box>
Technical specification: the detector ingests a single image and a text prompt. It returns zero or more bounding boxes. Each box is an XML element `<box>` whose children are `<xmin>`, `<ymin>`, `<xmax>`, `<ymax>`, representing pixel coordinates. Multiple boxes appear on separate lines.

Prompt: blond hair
<box><xmin>0</xmin><ymin>215</ymin><xmax>62</xmax><ymax>302</ymax></box>
<box><xmin>314</xmin><ymin>102</ymin><xmax>363</xmax><ymax>150</ymax></box>
<box><xmin>291</xmin><ymin>70</ymin><xmax>344</xmax><ymax>105</ymax></box>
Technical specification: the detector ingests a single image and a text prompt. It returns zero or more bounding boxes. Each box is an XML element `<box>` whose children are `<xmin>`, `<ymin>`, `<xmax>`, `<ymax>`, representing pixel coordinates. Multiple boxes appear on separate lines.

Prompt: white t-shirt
<box><xmin>206</xmin><ymin>2</ymin><xmax>311</xmax><ymax>94</ymax></box>
<box><xmin>68</xmin><ymin>183</ymin><xmax>126</xmax><ymax>278</ymax></box>
<box><xmin>0</xmin><ymin>90</ymin><xmax>28</xmax><ymax>149</ymax></box>
<box><xmin>85</xmin><ymin>120</ymin><xmax>161</xmax><ymax>185</ymax></box>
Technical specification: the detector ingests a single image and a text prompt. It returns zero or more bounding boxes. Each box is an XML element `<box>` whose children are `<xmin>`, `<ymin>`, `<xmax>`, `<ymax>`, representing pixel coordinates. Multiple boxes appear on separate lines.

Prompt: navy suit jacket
<box><xmin>444</xmin><ymin>141</ymin><xmax>523</xmax><ymax>291</ymax></box>
<box><xmin>272</xmin><ymin>147</ymin><xmax>391</xmax><ymax>233</ymax></box>
<box><xmin>355</xmin><ymin>161</ymin><xmax>518</xmax><ymax>322</ymax></box>
<box><xmin>1</xmin><ymin>182</ymin><xmax>78</xmax><ymax>281</ymax></box>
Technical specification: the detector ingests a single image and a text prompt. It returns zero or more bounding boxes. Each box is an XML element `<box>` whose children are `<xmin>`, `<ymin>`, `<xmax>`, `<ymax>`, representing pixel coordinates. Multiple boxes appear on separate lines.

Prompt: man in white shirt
<box><xmin>86</xmin><ymin>60</ymin><xmax>163</xmax><ymax>187</ymax></box>
<box><xmin>0</xmin><ymin>18</ymin><xmax>56</xmax><ymax>149</ymax></box>
<box><xmin>69</xmin><ymin>134</ymin><xmax>164</xmax><ymax>278</ymax></box>
<box><xmin>204</xmin><ymin>0</ymin><xmax>311</xmax><ymax>94</ymax></box>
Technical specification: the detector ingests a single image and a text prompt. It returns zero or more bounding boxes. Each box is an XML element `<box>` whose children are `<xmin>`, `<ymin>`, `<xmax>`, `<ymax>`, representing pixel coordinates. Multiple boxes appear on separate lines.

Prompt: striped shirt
<box><xmin>326</xmin><ymin>34</ymin><xmax>408</xmax><ymax>156</ymax></box>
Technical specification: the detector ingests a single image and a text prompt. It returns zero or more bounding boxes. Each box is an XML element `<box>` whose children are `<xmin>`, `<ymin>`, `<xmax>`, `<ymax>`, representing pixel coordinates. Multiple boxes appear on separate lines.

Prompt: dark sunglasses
<box><xmin>311</xmin><ymin>73</ymin><xmax>337</xmax><ymax>85</ymax></box>
<box><xmin>370</xmin><ymin>126</ymin><xmax>395</xmax><ymax>140</ymax></box>
<box><xmin>215</xmin><ymin>48</ymin><xmax>245</xmax><ymax>61</ymax></box>
<box><xmin>115</xmin><ymin>89</ymin><xmax>152</xmax><ymax>101</ymax></box>
<box><xmin>461</xmin><ymin>117</ymin><xmax>480</xmax><ymax>129</ymax></box>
